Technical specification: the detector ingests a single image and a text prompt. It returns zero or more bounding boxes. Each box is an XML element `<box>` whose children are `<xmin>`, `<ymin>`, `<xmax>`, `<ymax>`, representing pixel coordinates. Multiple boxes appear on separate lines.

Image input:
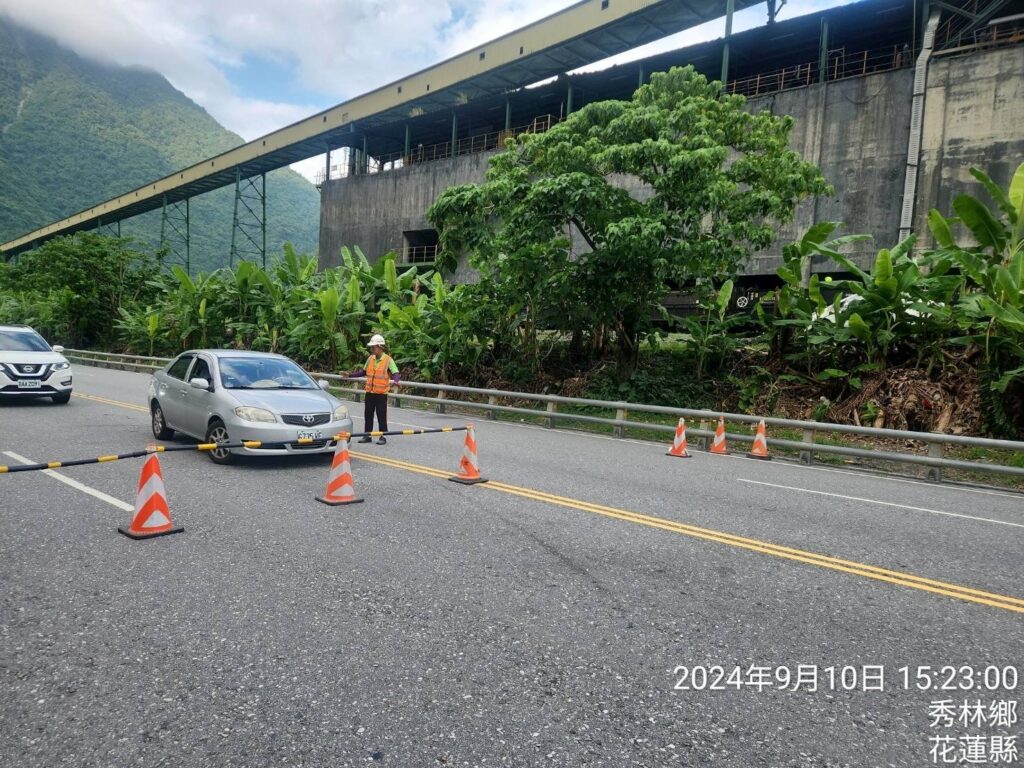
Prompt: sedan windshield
<box><xmin>218</xmin><ymin>357</ymin><xmax>317</xmax><ymax>390</ymax></box>
<box><xmin>0</xmin><ymin>330</ymin><xmax>51</xmax><ymax>352</ymax></box>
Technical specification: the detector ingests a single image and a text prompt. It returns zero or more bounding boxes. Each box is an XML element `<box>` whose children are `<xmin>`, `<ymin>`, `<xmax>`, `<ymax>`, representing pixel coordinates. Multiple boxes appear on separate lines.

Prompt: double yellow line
<box><xmin>354</xmin><ymin>451</ymin><xmax>1024</xmax><ymax>615</ymax></box>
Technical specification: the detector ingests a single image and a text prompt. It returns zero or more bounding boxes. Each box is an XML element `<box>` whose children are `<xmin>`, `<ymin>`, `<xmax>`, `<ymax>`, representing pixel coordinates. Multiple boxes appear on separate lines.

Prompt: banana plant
<box><xmin>766</xmin><ymin>222</ymin><xmax>872</xmax><ymax>366</ymax></box>
<box><xmin>684</xmin><ymin>279</ymin><xmax>746</xmax><ymax>380</ymax></box>
<box><xmin>927</xmin><ymin>162</ymin><xmax>1024</xmax><ymax>391</ymax></box>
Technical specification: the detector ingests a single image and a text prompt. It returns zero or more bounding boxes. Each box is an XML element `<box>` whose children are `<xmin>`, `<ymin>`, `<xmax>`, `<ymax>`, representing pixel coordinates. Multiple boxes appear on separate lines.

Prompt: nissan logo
<box><xmin>302</xmin><ymin>415</ymin><xmax>316</xmax><ymax>425</ymax></box>
<box><xmin>23</xmin><ymin>365</ymin><xmax>37</xmax><ymax>373</ymax></box>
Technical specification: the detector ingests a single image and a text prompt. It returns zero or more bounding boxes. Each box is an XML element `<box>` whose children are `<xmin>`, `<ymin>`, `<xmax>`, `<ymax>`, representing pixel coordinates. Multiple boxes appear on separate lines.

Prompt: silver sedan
<box><xmin>148</xmin><ymin>350</ymin><xmax>354</xmax><ymax>464</ymax></box>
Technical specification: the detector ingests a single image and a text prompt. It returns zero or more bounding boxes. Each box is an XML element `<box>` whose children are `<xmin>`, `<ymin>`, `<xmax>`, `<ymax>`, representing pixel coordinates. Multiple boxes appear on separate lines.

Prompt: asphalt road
<box><xmin>1</xmin><ymin>364</ymin><xmax>1021</xmax><ymax>767</ymax></box>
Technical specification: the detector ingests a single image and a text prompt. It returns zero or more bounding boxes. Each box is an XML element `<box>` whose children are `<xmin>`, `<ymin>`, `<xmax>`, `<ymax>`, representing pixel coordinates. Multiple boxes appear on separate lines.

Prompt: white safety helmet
<box><xmin>367</xmin><ymin>334</ymin><xmax>386</xmax><ymax>348</ymax></box>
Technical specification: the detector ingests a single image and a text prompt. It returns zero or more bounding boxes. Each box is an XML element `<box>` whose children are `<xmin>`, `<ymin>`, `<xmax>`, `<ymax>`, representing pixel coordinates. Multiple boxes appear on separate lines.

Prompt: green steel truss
<box><xmin>231</xmin><ymin>169</ymin><xmax>267</xmax><ymax>268</ymax></box>
<box><xmin>159</xmin><ymin>196</ymin><xmax>190</xmax><ymax>275</ymax></box>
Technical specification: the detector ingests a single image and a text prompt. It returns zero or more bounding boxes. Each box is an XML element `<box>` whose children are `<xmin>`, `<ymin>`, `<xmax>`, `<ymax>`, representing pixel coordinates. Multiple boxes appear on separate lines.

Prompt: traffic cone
<box><xmin>746</xmin><ymin>419</ymin><xmax>771</xmax><ymax>460</ymax></box>
<box><xmin>450</xmin><ymin>424</ymin><xmax>487</xmax><ymax>485</ymax></box>
<box><xmin>118</xmin><ymin>453</ymin><xmax>183</xmax><ymax>539</ymax></box>
<box><xmin>710</xmin><ymin>416</ymin><xmax>728</xmax><ymax>455</ymax></box>
<box><xmin>666</xmin><ymin>417</ymin><xmax>691</xmax><ymax>458</ymax></box>
<box><xmin>316</xmin><ymin>437</ymin><xmax>364</xmax><ymax>506</ymax></box>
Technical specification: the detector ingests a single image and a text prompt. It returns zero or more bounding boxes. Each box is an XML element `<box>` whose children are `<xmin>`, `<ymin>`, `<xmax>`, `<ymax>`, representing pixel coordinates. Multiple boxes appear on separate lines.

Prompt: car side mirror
<box><xmin>52</xmin><ymin>345</ymin><xmax>65</xmax><ymax>353</ymax></box>
<box><xmin>189</xmin><ymin>377</ymin><xmax>211</xmax><ymax>390</ymax></box>
<box><xmin>318</xmin><ymin>379</ymin><xmax>330</xmax><ymax>390</ymax></box>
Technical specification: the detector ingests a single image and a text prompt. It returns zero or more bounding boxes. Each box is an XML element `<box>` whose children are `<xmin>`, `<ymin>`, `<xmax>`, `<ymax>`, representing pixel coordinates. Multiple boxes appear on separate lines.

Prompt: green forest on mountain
<box><xmin>0</xmin><ymin>17</ymin><xmax>318</xmax><ymax>272</ymax></box>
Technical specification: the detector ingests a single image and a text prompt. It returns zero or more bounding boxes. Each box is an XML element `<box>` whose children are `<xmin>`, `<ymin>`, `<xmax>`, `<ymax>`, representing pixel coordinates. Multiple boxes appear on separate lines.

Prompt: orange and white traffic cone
<box><xmin>316</xmin><ymin>437</ymin><xmax>364</xmax><ymax>506</ymax></box>
<box><xmin>450</xmin><ymin>424</ymin><xmax>486</xmax><ymax>485</ymax></box>
<box><xmin>666</xmin><ymin>417</ymin><xmax>691</xmax><ymax>458</ymax></box>
<box><xmin>746</xmin><ymin>419</ymin><xmax>771</xmax><ymax>460</ymax></box>
<box><xmin>710</xmin><ymin>416</ymin><xmax>728</xmax><ymax>455</ymax></box>
<box><xmin>118</xmin><ymin>453</ymin><xmax>183</xmax><ymax>539</ymax></box>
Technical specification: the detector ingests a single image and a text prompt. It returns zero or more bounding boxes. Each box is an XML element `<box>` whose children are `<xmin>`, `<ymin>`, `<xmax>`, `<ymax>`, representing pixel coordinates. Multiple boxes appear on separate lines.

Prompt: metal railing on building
<box><xmin>727</xmin><ymin>44</ymin><xmax>916</xmax><ymax>99</ymax></box>
<box><xmin>317</xmin><ymin>115</ymin><xmax>559</xmax><ymax>184</ymax></box>
<box><xmin>65</xmin><ymin>348</ymin><xmax>1024</xmax><ymax>484</ymax></box>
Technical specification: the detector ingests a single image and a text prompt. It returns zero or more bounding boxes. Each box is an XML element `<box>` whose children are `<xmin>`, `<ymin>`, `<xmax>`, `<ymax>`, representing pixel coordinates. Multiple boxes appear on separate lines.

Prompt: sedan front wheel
<box><xmin>205</xmin><ymin>419</ymin><xmax>234</xmax><ymax>465</ymax></box>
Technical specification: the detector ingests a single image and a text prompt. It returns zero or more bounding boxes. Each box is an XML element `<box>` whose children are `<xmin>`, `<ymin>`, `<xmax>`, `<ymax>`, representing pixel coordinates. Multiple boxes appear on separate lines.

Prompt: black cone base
<box><xmin>316</xmin><ymin>495</ymin><xmax>364</xmax><ymax>506</ymax></box>
<box><xmin>118</xmin><ymin>525</ymin><xmax>184</xmax><ymax>540</ymax></box>
<box><xmin>449</xmin><ymin>476</ymin><xmax>487</xmax><ymax>485</ymax></box>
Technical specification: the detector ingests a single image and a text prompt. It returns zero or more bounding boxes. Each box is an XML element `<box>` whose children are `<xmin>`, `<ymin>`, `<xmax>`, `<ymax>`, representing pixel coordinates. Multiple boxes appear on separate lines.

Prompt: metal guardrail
<box><xmin>65</xmin><ymin>349</ymin><xmax>1024</xmax><ymax>482</ymax></box>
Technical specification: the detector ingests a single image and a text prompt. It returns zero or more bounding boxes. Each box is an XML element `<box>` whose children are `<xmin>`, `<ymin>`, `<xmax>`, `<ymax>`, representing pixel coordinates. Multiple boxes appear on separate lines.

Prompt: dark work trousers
<box><xmin>364</xmin><ymin>392</ymin><xmax>389</xmax><ymax>433</ymax></box>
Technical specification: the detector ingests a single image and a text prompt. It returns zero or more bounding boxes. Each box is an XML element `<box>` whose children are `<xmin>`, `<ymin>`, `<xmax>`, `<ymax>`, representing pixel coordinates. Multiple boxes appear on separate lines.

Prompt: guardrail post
<box><xmin>614</xmin><ymin>407</ymin><xmax>626</xmax><ymax>438</ymax></box>
<box><xmin>486</xmin><ymin>396</ymin><xmax>497</xmax><ymax>420</ymax></box>
<box><xmin>436</xmin><ymin>389</ymin><xmax>447</xmax><ymax>414</ymax></box>
<box><xmin>546</xmin><ymin>401</ymin><xmax>557</xmax><ymax>428</ymax></box>
<box><xmin>698</xmin><ymin>419</ymin><xmax>709</xmax><ymax>450</ymax></box>
<box><xmin>926</xmin><ymin>441</ymin><xmax>943</xmax><ymax>483</ymax></box>
<box><xmin>800</xmin><ymin>429</ymin><xmax>816</xmax><ymax>465</ymax></box>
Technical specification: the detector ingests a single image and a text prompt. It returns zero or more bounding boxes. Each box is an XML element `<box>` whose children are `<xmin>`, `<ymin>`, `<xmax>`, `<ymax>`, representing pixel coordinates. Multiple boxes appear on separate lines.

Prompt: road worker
<box><xmin>340</xmin><ymin>334</ymin><xmax>399</xmax><ymax>444</ymax></box>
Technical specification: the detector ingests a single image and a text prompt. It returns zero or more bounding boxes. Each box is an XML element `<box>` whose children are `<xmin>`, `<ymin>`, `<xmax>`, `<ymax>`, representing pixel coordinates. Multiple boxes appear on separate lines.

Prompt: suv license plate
<box><xmin>297</xmin><ymin>430</ymin><xmax>322</xmax><ymax>440</ymax></box>
<box><xmin>17</xmin><ymin>380</ymin><xmax>41</xmax><ymax>389</ymax></box>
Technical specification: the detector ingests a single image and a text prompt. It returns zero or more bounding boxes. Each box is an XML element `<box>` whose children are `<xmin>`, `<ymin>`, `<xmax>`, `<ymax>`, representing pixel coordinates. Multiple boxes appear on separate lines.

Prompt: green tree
<box><xmin>0</xmin><ymin>232</ymin><xmax>159</xmax><ymax>346</ymax></box>
<box><xmin>429</xmin><ymin>65</ymin><xmax>830</xmax><ymax>380</ymax></box>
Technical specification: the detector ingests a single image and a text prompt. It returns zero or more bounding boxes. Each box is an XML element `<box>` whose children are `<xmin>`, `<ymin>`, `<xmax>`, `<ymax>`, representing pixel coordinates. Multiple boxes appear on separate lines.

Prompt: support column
<box><xmin>450</xmin><ymin>111</ymin><xmax>458</xmax><ymax>156</ymax></box>
<box><xmin>638</xmin><ymin>64</ymin><xmax>645</xmax><ymax>88</ymax></box>
<box><xmin>230</xmin><ymin>168</ymin><xmax>239</xmax><ymax>265</ymax></box>
<box><xmin>566</xmin><ymin>83</ymin><xmax>574</xmax><ymax>115</ymax></box>
<box><xmin>185</xmin><ymin>197</ymin><xmax>190</xmax><ymax>275</ymax></box>
<box><xmin>261</xmin><ymin>172</ymin><xmax>267</xmax><ymax>269</ymax></box>
<box><xmin>721</xmin><ymin>0</ymin><xmax>735</xmax><ymax>86</ymax></box>
<box><xmin>404</xmin><ymin>123</ymin><xmax>411</xmax><ymax>158</ymax></box>
<box><xmin>504</xmin><ymin>98</ymin><xmax>512</xmax><ymax>131</ymax></box>
<box><xmin>324</xmin><ymin>142</ymin><xmax>331</xmax><ymax>183</ymax></box>
<box><xmin>361</xmin><ymin>135</ymin><xmax>368</xmax><ymax>174</ymax></box>
<box><xmin>231</xmin><ymin>169</ymin><xmax>267</xmax><ymax>268</ymax></box>
<box><xmin>160</xmin><ymin>195</ymin><xmax>191</xmax><ymax>274</ymax></box>
<box><xmin>818</xmin><ymin>19</ymin><xmax>830</xmax><ymax>83</ymax></box>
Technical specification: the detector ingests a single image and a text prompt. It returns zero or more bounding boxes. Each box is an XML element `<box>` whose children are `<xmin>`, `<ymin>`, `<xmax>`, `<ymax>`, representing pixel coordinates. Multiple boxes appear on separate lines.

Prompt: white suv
<box><xmin>0</xmin><ymin>325</ymin><xmax>73</xmax><ymax>404</ymax></box>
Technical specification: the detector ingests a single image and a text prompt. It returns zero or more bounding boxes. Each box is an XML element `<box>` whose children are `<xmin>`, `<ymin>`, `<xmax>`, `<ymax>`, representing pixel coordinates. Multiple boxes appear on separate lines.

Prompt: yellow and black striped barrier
<box><xmin>0</xmin><ymin>426</ymin><xmax>467</xmax><ymax>474</ymax></box>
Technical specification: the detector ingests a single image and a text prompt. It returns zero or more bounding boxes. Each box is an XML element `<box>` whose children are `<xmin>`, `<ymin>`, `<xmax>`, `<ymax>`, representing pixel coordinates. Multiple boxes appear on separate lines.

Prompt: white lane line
<box><xmin>778</xmin><ymin>461</ymin><xmax>1024</xmax><ymax>500</ymax></box>
<box><xmin>2</xmin><ymin>451</ymin><xmax>133</xmax><ymax>512</ymax></box>
<box><xmin>738</xmin><ymin>478</ymin><xmax>1024</xmax><ymax>529</ymax></box>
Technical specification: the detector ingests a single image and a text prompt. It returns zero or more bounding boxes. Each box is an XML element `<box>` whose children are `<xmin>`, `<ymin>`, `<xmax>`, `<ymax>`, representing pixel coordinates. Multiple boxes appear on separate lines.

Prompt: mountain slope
<box><xmin>0</xmin><ymin>17</ymin><xmax>319</xmax><ymax>271</ymax></box>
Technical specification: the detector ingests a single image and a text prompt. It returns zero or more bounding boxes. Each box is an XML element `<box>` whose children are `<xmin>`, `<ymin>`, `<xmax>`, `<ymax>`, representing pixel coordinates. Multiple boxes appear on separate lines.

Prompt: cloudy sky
<box><xmin>0</xmin><ymin>0</ymin><xmax>853</xmax><ymax>181</ymax></box>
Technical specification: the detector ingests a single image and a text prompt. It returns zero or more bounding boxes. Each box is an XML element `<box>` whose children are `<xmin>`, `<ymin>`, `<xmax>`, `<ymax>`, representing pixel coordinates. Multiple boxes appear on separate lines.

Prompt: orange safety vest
<box><xmin>364</xmin><ymin>353</ymin><xmax>393</xmax><ymax>394</ymax></box>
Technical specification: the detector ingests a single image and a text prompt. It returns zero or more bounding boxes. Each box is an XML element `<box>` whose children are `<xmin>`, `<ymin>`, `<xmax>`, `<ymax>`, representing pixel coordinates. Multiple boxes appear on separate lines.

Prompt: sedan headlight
<box><xmin>52</xmin><ymin>362</ymin><xmax>71</xmax><ymax>371</ymax></box>
<box><xmin>333</xmin><ymin>405</ymin><xmax>348</xmax><ymax>421</ymax></box>
<box><xmin>234</xmin><ymin>406</ymin><xmax>277</xmax><ymax>423</ymax></box>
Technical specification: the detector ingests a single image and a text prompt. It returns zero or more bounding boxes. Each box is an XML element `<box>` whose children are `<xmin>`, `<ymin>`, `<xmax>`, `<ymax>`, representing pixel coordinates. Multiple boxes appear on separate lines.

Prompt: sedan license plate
<box><xmin>17</xmin><ymin>379</ymin><xmax>41</xmax><ymax>389</ymax></box>
<box><xmin>297</xmin><ymin>430</ymin><xmax>322</xmax><ymax>440</ymax></box>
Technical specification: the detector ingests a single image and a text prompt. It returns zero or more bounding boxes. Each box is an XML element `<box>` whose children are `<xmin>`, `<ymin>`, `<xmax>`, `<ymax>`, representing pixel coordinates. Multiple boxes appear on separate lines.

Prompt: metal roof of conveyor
<box><xmin>1</xmin><ymin>0</ymin><xmax>762</xmax><ymax>257</ymax></box>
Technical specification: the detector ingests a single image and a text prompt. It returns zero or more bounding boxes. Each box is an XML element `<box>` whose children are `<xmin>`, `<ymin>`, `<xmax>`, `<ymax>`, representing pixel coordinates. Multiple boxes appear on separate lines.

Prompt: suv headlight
<box><xmin>234</xmin><ymin>406</ymin><xmax>276</xmax><ymax>423</ymax></box>
<box><xmin>52</xmin><ymin>362</ymin><xmax>71</xmax><ymax>371</ymax></box>
<box><xmin>333</xmin><ymin>405</ymin><xmax>348</xmax><ymax>421</ymax></box>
